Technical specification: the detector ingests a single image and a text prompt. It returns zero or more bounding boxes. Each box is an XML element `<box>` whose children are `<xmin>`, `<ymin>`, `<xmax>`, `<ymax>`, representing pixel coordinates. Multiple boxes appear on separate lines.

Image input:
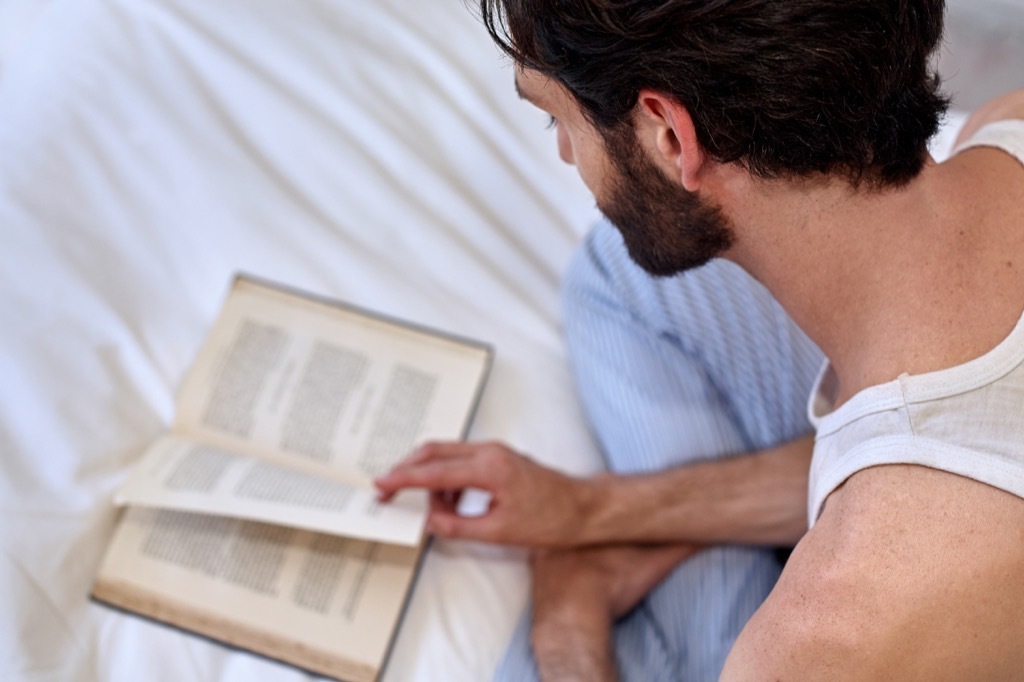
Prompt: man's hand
<box><xmin>533</xmin><ymin>542</ymin><xmax>700</xmax><ymax>621</ymax></box>
<box><xmin>529</xmin><ymin>542</ymin><xmax>700</xmax><ymax>681</ymax></box>
<box><xmin>374</xmin><ymin>441</ymin><xmax>598</xmax><ymax>547</ymax></box>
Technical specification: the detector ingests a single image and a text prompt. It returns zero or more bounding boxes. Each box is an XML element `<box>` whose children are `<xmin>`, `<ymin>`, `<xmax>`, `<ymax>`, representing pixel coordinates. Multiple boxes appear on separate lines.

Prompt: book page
<box><xmin>93</xmin><ymin>507</ymin><xmax>421</xmax><ymax>681</ymax></box>
<box><xmin>114</xmin><ymin>276</ymin><xmax>492</xmax><ymax>544</ymax></box>
<box><xmin>174</xmin><ymin>277</ymin><xmax>491</xmax><ymax>487</ymax></box>
<box><xmin>115</xmin><ymin>435</ymin><xmax>424</xmax><ymax>546</ymax></box>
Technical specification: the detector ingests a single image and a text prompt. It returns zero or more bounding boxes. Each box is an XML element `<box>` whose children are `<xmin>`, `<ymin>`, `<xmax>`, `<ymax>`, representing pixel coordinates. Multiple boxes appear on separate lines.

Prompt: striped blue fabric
<box><xmin>494</xmin><ymin>220</ymin><xmax>824</xmax><ymax>681</ymax></box>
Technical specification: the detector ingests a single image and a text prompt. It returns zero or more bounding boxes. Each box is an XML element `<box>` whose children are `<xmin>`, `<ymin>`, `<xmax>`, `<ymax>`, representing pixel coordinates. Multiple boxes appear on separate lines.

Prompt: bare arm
<box><xmin>581</xmin><ymin>435</ymin><xmax>812</xmax><ymax>547</ymax></box>
<box><xmin>518</xmin><ymin>436</ymin><xmax>809</xmax><ymax>680</ymax></box>
<box><xmin>530</xmin><ymin>542</ymin><xmax>700</xmax><ymax>682</ymax></box>
<box><xmin>374</xmin><ymin>435</ymin><xmax>812</xmax><ymax>548</ymax></box>
<box><xmin>953</xmin><ymin>88</ymin><xmax>1024</xmax><ymax>147</ymax></box>
<box><xmin>373</xmin><ymin>439</ymin><xmax>787</xmax><ymax>679</ymax></box>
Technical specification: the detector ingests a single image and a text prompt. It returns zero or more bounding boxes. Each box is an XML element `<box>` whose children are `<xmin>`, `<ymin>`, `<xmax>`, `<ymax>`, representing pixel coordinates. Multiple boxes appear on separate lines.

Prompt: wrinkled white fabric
<box><xmin>0</xmin><ymin>2</ymin><xmax>601</xmax><ymax>681</ymax></box>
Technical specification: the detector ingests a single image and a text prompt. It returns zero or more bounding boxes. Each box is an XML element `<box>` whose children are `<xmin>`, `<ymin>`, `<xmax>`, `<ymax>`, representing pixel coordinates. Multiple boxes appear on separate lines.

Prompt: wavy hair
<box><xmin>482</xmin><ymin>0</ymin><xmax>950</xmax><ymax>187</ymax></box>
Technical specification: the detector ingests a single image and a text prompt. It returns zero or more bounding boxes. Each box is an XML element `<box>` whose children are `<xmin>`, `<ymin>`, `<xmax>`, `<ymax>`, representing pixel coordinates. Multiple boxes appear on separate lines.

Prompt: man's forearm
<box><xmin>529</xmin><ymin>550</ymin><xmax>618</xmax><ymax>682</ymax></box>
<box><xmin>532</xmin><ymin>614</ymin><xmax>617</xmax><ymax>682</ymax></box>
<box><xmin>528</xmin><ymin>542</ymin><xmax>698</xmax><ymax>681</ymax></box>
<box><xmin>576</xmin><ymin>434</ymin><xmax>814</xmax><ymax>547</ymax></box>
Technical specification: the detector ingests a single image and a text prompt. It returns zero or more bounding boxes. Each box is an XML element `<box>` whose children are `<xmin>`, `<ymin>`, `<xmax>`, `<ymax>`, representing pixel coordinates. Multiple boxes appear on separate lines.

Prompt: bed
<box><xmin>2</xmin><ymin>1</ymin><xmax>1021</xmax><ymax>681</ymax></box>
<box><xmin>0</xmin><ymin>2</ymin><xmax>602</xmax><ymax>680</ymax></box>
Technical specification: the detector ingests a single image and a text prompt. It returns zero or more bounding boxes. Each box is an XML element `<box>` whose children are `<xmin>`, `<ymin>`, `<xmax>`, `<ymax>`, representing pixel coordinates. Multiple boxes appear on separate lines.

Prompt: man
<box><xmin>376</xmin><ymin>0</ymin><xmax>1024</xmax><ymax>678</ymax></box>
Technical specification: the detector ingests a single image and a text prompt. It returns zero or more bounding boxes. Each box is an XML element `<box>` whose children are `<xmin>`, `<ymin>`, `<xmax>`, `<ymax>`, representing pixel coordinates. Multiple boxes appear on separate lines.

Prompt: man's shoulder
<box><xmin>723</xmin><ymin>463</ymin><xmax>1024</xmax><ymax>680</ymax></box>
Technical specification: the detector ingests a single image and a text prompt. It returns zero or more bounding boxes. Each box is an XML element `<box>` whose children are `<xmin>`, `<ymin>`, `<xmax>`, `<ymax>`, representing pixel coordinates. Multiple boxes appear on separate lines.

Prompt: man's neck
<box><xmin>711</xmin><ymin>156</ymin><xmax>1002</xmax><ymax>403</ymax></box>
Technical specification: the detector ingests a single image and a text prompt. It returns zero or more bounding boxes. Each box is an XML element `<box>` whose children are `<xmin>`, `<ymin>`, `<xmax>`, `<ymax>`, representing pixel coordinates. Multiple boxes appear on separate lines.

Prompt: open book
<box><xmin>90</xmin><ymin>275</ymin><xmax>493</xmax><ymax>682</ymax></box>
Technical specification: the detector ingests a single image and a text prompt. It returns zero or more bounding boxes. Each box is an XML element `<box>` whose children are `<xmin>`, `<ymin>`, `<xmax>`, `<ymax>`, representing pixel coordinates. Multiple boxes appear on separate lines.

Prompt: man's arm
<box><xmin>375</xmin><ymin>434</ymin><xmax>812</xmax><ymax>681</ymax></box>
<box><xmin>528</xmin><ymin>542</ymin><xmax>699</xmax><ymax>682</ymax></box>
<box><xmin>375</xmin><ymin>434</ymin><xmax>810</xmax><ymax>682</ymax></box>
<box><xmin>374</xmin><ymin>435</ymin><xmax>813</xmax><ymax>548</ymax></box>
<box><xmin>583</xmin><ymin>434</ymin><xmax>811</xmax><ymax>547</ymax></box>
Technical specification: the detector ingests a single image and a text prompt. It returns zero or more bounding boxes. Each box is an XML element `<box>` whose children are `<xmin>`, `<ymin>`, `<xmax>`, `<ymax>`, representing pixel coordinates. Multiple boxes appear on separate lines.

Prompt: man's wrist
<box><xmin>573</xmin><ymin>472</ymin><xmax>617</xmax><ymax>546</ymax></box>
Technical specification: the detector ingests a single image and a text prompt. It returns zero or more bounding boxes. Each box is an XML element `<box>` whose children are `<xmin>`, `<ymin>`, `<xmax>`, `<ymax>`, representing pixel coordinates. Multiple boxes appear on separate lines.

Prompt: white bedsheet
<box><xmin>0</xmin><ymin>1</ymin><xmax>601</xmax><ymax>680</ymax></box>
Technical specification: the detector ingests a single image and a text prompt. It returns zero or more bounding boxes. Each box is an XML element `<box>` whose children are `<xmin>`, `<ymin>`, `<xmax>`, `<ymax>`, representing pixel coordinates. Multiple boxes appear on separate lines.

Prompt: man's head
<box><xmin>484</xmin><ymin>0</ymin><xmax>949</xmax><ymax>189</ymax></box>
<box><xmin>516</xmin><ymin>65</ymin><xmax>737</xmax><ymax>276</ymax></box>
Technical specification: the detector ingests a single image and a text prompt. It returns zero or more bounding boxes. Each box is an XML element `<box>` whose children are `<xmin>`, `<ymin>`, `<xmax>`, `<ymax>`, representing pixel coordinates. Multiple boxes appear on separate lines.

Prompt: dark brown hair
<box><xmin>482</xmin><ymin>0</ymin><xmax>949</xmax><ymax>187</ymax></box>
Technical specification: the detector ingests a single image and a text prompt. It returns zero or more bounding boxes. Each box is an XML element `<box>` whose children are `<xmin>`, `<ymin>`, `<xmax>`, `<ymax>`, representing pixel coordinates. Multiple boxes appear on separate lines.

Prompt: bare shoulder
<box><xmin>954</xmin><ymin>88</ymin><xmax>1024</xmax><ymax>146</ymax></box>
<box><xmin>721</xmin><ymin>464</ymin><xmax>1024</xmax><ymax>681</ymax></box>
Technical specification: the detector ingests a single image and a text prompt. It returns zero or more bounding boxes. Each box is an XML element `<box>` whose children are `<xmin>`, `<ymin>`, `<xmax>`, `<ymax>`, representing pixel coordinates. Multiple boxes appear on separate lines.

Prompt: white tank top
<box><xmin>807</xmin><ymin>119</ymin><xmax>1024</xmax><ymax>525</ymax></box>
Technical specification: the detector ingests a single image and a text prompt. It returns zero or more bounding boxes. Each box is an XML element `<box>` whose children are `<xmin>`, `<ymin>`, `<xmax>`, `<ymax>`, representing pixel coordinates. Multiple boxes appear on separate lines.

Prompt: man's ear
<box><xmin>636</xmin><ymin>90</ymin><xmax>704</xmax><ymax>192</ymax></box>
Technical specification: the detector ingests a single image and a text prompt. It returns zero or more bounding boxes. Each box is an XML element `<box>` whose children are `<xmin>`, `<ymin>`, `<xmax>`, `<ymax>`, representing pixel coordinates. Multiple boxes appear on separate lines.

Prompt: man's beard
<box><xmin>598</xmin><ymin>125</ymin><xmax>734</xmax><ymax>277</ymax></box>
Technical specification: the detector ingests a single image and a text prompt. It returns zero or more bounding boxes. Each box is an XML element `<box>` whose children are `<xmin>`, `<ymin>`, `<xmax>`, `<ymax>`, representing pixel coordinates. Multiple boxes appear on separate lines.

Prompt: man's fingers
<box><xmin>374</xmin><ymin>458</ymin><xmax>491</xmax><ymax>496</ymax></box>
<box><xmin>426</xmin><ymin>508</ymin><xmax>508</xmax><ymax>544</ymax></box>
<box><xmin>376</xmin><ymin>441</ymin><xmax>519</xmax><ymax>494</ymax></box>
<box><xmin>390</xmin><ymin>440</ymin><xmax>507</xmax><ymax>474</ymax></box>
<box><xmin>430</xmin><ymin>488</ymin><xmax>462</xmax><ymax>513</ymax></box>
<box><xmin>401</xmin><ymin>442</ymin><xmax>460</xmax><ymax>466</ymax></box>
